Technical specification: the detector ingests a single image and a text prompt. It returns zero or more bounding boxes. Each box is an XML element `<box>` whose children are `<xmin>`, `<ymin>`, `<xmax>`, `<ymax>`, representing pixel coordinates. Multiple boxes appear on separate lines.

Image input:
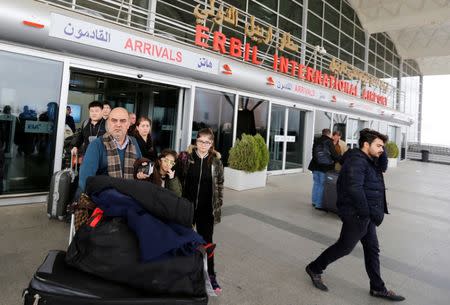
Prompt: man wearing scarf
<box><xmin>78</xmin><ymin>107</ymin><xmax>143</xmax><ymax>193</ymax></box>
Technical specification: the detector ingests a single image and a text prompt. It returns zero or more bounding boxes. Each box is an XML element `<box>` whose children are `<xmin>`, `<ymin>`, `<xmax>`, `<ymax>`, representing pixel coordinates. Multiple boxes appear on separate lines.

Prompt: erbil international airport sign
<box><xmin>193</xmin><ymin>0</ymin><xmax>389</xmax><ymax>106</ymax></box>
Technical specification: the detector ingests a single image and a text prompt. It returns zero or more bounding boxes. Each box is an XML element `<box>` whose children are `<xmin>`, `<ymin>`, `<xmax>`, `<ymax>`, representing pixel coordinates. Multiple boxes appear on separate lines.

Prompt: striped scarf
<box><xmin>102</xmin><ymin>133</ymin><xmax>137</xmax><ymax>179</ymax></box>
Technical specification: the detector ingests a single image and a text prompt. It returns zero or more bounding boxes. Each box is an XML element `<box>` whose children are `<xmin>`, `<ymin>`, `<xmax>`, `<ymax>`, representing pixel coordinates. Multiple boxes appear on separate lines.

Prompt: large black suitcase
<box><xmin>322</xmin><ymin>172</ymin><xmax>338</xmax><ymax>213</ymax></box>
<box><xmin>23</xmin><ymin>250</ymin><xmax>208</xmax><ymax>305</ymax></box>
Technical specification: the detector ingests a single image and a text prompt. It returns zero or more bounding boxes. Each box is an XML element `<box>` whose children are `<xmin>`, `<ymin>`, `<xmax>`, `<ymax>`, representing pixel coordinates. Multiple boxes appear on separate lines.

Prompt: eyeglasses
<box><xmin>161</xmin><ymin>158</ymin><xmax>175</xmax><ymax>166</ymax></box>
<box><xmin>197</xmin><ymin>139</ymin><xmax>212</xmax><ymax>146</ymax></box>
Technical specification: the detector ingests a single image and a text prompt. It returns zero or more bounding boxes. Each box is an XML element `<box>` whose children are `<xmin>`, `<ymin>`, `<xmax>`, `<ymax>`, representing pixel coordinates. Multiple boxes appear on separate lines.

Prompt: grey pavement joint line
<box><xmin>222</xmin><ymin>205</ymin><xmax>450</xmax><ymax>291</ymax></box>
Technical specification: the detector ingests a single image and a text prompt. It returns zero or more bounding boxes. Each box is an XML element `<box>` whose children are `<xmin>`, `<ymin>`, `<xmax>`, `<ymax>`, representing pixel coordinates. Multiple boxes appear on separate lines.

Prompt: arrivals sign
<box><xmin>49</xmin><ymin>14</ymin><xmax>219</xmax><ymax>74</ymax></box>
<box><xmin>192</xmin><ymin>0</ymin><xmax>388</xmax><ymax>106</ymax></box>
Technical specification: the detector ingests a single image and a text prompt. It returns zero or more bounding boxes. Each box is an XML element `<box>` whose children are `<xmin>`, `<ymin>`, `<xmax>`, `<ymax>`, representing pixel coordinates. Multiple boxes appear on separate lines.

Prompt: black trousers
<box><xmin>309</xmin><ymin>216</ymin><xmax>386</xmax><ymax>291</ymax></box>
<box><xmin>194</xmin><ymin>208</ymin><xmax>215</xmax><ymax>276</ymax></box>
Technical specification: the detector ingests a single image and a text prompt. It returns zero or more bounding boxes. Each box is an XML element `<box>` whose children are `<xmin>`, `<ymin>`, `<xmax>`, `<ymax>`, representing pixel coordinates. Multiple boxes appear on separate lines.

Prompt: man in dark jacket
<box><xmin>70</xmin><ymin>101</ymin><xmax>106</xmax><ymax>157</ymax></box>
<box><xmin>308</xmin><ymin>128</ymin><xmax>340</xmax><ymax>210</ymax></box>
<box><xmin>305</xmin><ymin>129</ymin><xmax>405</xmax><ymax>302</ymax></box>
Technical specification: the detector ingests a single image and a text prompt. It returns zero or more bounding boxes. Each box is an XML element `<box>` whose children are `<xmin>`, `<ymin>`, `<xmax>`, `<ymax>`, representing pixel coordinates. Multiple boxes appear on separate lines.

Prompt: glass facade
<box><xmin>236</xmin><ymin>96</ymin><xmax>269</xmax><ymax>140</ymax></box>
<box><xmin>0</xmin><ymin>51</ymin><xmax>63</xmax><ymax>195</ymax></box>
<box><xmin>4</xmin><ymin>0</ymin><xmax>422</xmax><ymax>185</ymax></box>
<box><xmin>192</xmin><ymin>88</ymin><xmax>235</xmax><ymax>165</ymax></box>
<box><xmin>402</xmin><ymin>59</ymin><xmax>422</xmax><ymax>142</ymax></box>
<box><xmin>306</xmin><ymin>0</ymin><xmax>366</xmax><ymax>71</ymax></box>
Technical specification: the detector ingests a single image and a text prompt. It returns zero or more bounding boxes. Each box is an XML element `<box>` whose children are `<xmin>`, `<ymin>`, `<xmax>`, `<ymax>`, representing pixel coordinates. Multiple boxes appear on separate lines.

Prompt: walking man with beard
<box><xmin>305</xmin><ymin>129</ymin><xmax>405</xmax><ymax>302</ymax></box>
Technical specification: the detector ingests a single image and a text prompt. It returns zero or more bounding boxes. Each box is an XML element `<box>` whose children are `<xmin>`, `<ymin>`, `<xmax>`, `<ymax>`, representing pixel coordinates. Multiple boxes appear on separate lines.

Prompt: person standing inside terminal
<box><xmin>305</xmin><ymin>129</ymin><xmax>405</xmax><ymax>302</ymax></box>
<box><xmin>177</xmin><ymin>128</ymin><xmax>224</xmax><ymax>294</ymax></box>
<box><xmin>332</xmin><ymin>130</ymin><xmax>347</xmax><ymax>172</ymax></box>
<box><xmin>70</xmin><ymin>101</ymin><xmax>106</xmax><ymax>158</ymax></box>
<box><xmin>65</xmin><ymin>106</ymin><xmax>76</xmax><ymax>133</ymax></box>
<box><xmin>102</xmin><ymin>102</ymin><xmax>112</xmax><ymax>120</ymax></box>
<box><xmin>128</xmin><ymin>112</ymin><xmax>137</xmax><ymax>135</ymax></box>
<box><xmin>134</xmin><ymin>117</ymin><xmax>156</xmax><ymax>161</ymax></box>
<box><xmin>308</xmin><ymin>128</ymin><xmax>340</xmax><ymax>210</ymax></box>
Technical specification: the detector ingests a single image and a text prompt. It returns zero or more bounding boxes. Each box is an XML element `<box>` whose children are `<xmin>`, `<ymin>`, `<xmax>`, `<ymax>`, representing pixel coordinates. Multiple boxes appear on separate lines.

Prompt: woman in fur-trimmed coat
<box><xmin>176</xmin><ymin>128</ymin><xmax>224</xmax><ymax>293</ymax></box>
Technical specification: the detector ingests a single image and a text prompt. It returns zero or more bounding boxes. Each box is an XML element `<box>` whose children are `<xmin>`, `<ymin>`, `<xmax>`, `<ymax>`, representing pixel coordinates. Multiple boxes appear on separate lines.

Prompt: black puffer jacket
<box><xmin>337</xmin><ymin>149</ymin><xmax>388</xmax><ymax>226</ymax></box>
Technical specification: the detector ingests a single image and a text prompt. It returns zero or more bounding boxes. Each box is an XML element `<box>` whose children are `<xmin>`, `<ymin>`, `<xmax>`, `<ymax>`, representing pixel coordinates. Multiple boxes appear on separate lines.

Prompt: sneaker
<box><xmin>209</xmin><ymin>274</ymin><xmax>222</xmax><ymax>294</ymax></box>
<box><xmin>305</xmin><ymin>264</ymin><xmax>328</xmax><ymax>291</ymax></box>
<box><xmin>370</xmin><ymin>289</ymin><xmax>405</xmax><ymax>301</ymax></box>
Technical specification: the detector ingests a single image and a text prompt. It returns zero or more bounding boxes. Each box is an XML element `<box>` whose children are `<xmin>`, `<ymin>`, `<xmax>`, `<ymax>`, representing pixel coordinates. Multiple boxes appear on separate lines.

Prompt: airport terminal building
<box><xmin>0</xmin><ymin>0</ymin><xmax>421</xmax><ymax>203</ymax></box>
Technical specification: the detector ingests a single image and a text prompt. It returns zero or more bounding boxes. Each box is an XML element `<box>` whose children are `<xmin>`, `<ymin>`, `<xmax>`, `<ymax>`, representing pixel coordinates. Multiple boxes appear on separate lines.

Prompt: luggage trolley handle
<box><xmin>70</xmin><ymin>152</ymin><xmax>80</xmax><ymax>177</ymax></box>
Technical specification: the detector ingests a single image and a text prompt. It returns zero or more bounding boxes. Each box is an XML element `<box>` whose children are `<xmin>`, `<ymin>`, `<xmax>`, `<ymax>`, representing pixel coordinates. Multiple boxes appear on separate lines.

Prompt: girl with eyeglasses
<box><xmin>177</xmin><ymin>128</ymin><xmax>224</xmax><ymax>294</ymax></box>
<box><xmin>134</xmin><ymin>149</ymin><xmax>182</xmax><ymax>197</ymax></box>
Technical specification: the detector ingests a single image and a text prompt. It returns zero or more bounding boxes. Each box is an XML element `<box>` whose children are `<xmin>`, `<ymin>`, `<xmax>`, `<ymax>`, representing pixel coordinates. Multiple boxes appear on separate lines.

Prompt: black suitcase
<box><xmin>23</xmin><ymin>250</ymin><xmax>209</xmax><ymax>305</ymax></box>
<box><xmin>322</xmin><ymin>172</ymin><xmax>338</xmax><ymax>213</ymax></box>
<box><xmin>47</xmin><ymin>155</ymin><xmax>78</xmax><ymax>220</ymax></box>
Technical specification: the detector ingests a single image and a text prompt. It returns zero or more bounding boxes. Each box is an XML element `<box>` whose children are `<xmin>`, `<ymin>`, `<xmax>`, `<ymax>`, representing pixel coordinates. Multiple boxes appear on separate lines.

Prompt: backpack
<box><xmin>313</xmin><ymin>142</ymin><xmax>334</xmax><ymax>166</ymax></box>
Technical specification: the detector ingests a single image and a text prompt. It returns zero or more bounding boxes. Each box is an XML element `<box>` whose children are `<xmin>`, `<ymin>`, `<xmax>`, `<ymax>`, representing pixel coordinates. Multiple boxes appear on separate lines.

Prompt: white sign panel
<box><xmin>274</xmin><ymin>135</ymin><xmax>284</xmax><ymax>142</ymax></box>
<box><xmin>49</xmin><ymin>14</ymin><xmax>219</xmax><ymax>74</ymax></box>
<box><xmin>286</xmin><ymin>136</ymin><xmax>296</xmax><ymax>142</ymax></box>
<box><xmin>274</xmin><ymin>135</ymin><xmax>296</xmax><ymax>142</ymax></box>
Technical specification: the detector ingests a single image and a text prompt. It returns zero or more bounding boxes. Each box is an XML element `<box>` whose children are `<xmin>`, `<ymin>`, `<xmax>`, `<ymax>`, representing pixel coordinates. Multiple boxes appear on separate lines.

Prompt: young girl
<box><xmin>135</xmin><ymin>149</ymin><xmax>182</xmax><ymax>197</ymax></box>
<box><xmin>178</xmin><ymin>128</ymin><xmax>224</xmax><ymax>293</ymax></box>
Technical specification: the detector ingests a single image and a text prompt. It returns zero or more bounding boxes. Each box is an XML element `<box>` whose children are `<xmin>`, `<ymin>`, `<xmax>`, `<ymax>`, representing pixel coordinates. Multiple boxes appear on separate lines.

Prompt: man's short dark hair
<box><xmin>332</xmin><ymin>130</ymin><xmax>341</xmax><ymax>136</ymax></box>
<box><xmin>322</xmin><ymin>128</ymin><xmax>331</xmax><ymax>136</ymax></box>
<box><xmin>103</xmin><ymin>101</ymin><xmax>111</xmax><ymax>108</ymax></box>
<box><xmin>88</xmin><ymin>101</ymin><xmax>103</xmax><ymax>109</ymax></box>
<box><xmin>358</xmin><ymin>128</ymin><xmax>388</xmax><ymax>148</ymax></box>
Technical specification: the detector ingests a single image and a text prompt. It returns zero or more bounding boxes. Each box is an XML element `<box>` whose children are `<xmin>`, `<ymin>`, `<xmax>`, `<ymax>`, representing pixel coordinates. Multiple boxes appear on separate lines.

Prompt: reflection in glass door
<box><xmin>285</xmin><ymin>109</ymin><xmax>305</xmax><ymax>170</ymax></box>
<box><xmin>268</xmin><ymin>105</ymin><xmax>285</xmax><ymax>171</ymax></box>
<box><xmin>346</xmin><ymin>118</ymin><xmax>367</xmax><ymax>148</ymax></box>
<box><xmin>268</xmin><ymin>104</ymin><xmax>306</xmax><ymax>173</ymax></box>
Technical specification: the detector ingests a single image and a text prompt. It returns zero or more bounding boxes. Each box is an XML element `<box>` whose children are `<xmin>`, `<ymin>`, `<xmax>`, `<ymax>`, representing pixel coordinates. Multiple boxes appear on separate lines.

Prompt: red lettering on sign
<box><xmin>194</xmin><ymin>25</ymin><xmax>210</xmax><ymax>48</ymax></box>
<box><xmin>229</xmin><ymin>38</ymin><xmax>242</xmax><ymax>58</ymax></box>
<box><xmin>213</xmin><ymin>31</ymin><xmax>227</xmax><ymax>54</ymax></box>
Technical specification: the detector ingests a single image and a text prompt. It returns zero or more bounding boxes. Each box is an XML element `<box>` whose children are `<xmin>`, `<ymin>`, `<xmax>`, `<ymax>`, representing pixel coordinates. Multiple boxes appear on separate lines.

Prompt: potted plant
<box><xmin>385</xmin><ymin>141</ymin><xmax>399</xmax><ymax>168</ymax></box>
<box><xmin>224</xmin><ymin>133</ymin><xmax>269</xmax><ymax>191</ymax></box>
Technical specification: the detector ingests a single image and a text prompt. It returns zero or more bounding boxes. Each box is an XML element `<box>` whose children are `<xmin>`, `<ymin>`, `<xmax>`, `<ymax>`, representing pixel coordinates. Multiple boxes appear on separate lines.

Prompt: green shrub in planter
<box><xmin>228</xmin><ymin>133</ymin><xmax>269</xmax><ymax>173</ymax></box>
<box><xmin>254</xmin><ymin>134</ymin><xmax>269</xmax><ymax>171</ymax></box>
<box><xmin>385</xmin><ymin>141</ymin><xmax>399</xmax><ymax>158</ymax></box>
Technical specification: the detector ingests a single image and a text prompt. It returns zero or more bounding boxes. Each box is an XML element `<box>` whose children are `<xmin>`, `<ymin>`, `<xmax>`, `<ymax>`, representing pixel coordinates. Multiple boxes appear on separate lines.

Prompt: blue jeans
<box><xmin>312</xmin><ymin>171</ymin><xmax>326</xmax><ymax>208</ymax></box>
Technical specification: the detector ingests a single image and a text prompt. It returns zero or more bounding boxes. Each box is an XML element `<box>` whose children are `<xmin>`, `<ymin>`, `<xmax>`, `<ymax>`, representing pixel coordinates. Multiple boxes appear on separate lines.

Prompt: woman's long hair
<box><xmin>150</xmin><ymin>149</ymin><xmax>178</xmax><ymax>186</ymax></box>
<box><xmin>135</xmin><ymin>116</ymin><xmax>152</xmax><ymax>138</ymax></box>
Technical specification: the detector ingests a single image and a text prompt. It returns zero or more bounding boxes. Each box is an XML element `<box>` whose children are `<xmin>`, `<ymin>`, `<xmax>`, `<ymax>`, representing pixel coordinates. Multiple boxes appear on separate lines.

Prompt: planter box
<box><xmin>388</xmin><ymin>157</ymin><xmax>398</xmax><ymax>168</ymax></box>
<box><xmin>224</xmin><ymin>167</ymin><xmax>267</xmax><ymax>191</ymax></box>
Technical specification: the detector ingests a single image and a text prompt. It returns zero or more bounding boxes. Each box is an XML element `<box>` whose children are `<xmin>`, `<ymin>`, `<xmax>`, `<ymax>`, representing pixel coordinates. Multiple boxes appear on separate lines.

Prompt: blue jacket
<box><xmin>78</xmin><ymin>136</ymin><xmax>142</xmax><ymax>192</ymax></box>
<box><xmin>337</xmin><ymin>149</ymin><xmax>387</xmax><ymax>226</ymax></box>
<box><xmin>91</xmin><ymin>188</ymin><xmax>204</xmax><ymax>262</ymax></box>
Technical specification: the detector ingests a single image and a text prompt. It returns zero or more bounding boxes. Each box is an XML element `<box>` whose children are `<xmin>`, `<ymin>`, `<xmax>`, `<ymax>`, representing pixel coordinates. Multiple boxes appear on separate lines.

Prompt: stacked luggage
<box><xmin>25</xmin><ymin>176</ymin><xmax>210</xmax><ymax>305</ymax></box>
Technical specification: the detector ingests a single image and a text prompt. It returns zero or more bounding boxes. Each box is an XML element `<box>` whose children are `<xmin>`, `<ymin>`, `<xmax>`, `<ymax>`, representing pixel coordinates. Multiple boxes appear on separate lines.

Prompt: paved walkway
<box><xmin>1</xmin><ymin>160</ymin><xmax>449</xmax><ymax>305</ymax></box>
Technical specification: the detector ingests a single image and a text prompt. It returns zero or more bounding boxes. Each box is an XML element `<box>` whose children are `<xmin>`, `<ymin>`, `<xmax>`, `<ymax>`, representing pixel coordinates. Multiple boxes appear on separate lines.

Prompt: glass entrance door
<box><xmin>68</xmin><ymin>69</ymin><xmax>181</xmax><ymax>157</ymax></box>
<box><xmin>268</xmin><ymin>104</ymin><xmax>285</xmax><ymax>171</ymax></box>
<box><xmin>268</xmin><ymin>104</ymin><xmax>305</xmax><ymax>173</ymax></box>
<box><xmin>346</xmin><ymin>118</ymin><xmax>367</xmax><ymax>148</ymax></box>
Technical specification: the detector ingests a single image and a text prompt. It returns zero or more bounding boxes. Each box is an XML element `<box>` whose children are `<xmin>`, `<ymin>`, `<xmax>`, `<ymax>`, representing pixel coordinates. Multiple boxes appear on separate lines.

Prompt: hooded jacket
<box><xmin>337</xmin><ymin>148</ymin><xmax>388</xmax><ymax>226</ymax></box>
<box><xmin>176</xmin><ymin>145</ymin><xmax>224</xmax><ymax>224</ymax></box>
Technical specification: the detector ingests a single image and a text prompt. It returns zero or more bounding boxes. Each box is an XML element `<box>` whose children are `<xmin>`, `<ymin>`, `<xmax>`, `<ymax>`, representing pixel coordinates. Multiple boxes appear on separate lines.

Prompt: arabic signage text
<box><xmin>49</xmin><ymin>14</ymin><xmax>219</xmax><ymax>74</ymax></box>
